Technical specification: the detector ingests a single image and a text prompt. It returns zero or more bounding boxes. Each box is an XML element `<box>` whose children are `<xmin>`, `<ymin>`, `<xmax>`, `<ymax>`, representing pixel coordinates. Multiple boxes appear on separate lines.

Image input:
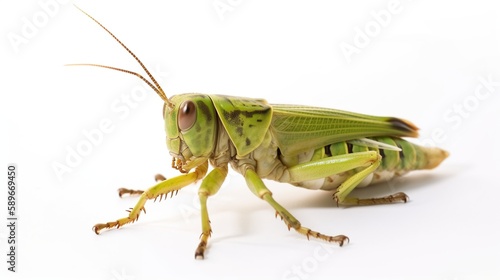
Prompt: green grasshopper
<box><xmin>71</xmin><ymin>8</ymin><xmax>448</xmax><ymax>259</ymax></box>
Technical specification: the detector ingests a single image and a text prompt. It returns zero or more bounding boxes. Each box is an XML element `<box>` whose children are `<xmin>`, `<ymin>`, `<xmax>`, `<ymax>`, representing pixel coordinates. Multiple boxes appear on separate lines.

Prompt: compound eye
<box><xmin>178</xmin><ymin>101</ymin><xmax>196</xmax><ymax>131</ymax></box>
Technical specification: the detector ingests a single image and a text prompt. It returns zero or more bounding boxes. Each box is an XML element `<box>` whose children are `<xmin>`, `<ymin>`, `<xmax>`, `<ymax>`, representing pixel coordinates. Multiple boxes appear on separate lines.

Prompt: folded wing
<box><xmin>270</xmin><ymin>104</ymin><xmax>419</xmax><ymax>156</ymax></box>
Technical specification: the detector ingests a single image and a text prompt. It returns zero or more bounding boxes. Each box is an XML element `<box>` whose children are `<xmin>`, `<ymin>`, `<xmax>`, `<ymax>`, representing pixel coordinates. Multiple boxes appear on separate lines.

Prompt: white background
<box><xmin>1</xmin><ymin>1</ymin><xmax>500</xmax><ymax>279</ymax></box>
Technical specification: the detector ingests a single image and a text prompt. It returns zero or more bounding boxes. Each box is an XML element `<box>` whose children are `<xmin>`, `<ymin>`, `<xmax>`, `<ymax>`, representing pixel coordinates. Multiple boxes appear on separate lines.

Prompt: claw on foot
<box><xmin>93</xmin><ymin>224</ymin><xmax>103</xmax><ymax>234</ymax></box>
<box><xmin>194</xmin><ymin>230</ymin><xmax>212</xmax><ymax>260</ymax></box>
<box><xmin>93</xmin><ymin>222</ymin><xmax>117</xmax><ymax>234</ymax></box>
<box><xmin>92</xmin><ymin>207</ymin><xmax>145</xmax><ymax>234</ymax></box>
<box><xmin>298</xmin><ymin>227</ymin><xmax>349</xmax><ymax>246</ymax></box>
<box><xmin>194</xmin><ymin>241</ymin><xmax>206</xmax><ymax>260</ymax></box>
<box><xmin>391</xmin><ymin>192</ymin><xmax>409</xmax><ymax>203</ymax></box>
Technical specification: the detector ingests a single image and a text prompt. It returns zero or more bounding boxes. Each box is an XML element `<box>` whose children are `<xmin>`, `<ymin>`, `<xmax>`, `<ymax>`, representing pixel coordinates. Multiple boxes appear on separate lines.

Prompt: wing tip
<box><xmin>389</xmin><ymin>117</ymin><xmax>419</xmax><ymax>137</ymax></box>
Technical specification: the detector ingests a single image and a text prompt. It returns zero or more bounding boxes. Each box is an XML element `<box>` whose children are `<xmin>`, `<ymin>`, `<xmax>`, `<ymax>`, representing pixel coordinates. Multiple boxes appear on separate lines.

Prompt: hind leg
<box><xmin>286</xmin><ymin>151</ymin><xmax>407</xmax><ymax>206</ymax></box>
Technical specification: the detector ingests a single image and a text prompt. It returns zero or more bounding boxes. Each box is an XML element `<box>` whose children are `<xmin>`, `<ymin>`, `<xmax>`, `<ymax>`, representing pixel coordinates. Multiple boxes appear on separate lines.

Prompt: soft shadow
<box><xmin>287</xmin><ymin>172</ymin><xmax>451</xmax><ymax>209</ymax></box>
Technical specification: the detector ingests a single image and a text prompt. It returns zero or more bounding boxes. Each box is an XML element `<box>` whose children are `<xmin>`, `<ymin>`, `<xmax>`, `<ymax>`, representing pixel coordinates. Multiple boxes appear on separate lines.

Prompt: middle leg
<box><xmin>245</xmin><ymin>168</ymin><xmax>349</xmax><ymax>245</ymax></box>
<box><xmin>194</xmin><ymin>166</ymin><xmax>228</xmax><ymax>259</ymax></box>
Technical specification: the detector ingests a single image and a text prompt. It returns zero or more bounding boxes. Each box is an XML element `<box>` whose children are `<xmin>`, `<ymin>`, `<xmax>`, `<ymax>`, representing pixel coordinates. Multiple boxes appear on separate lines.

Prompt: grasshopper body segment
<box><xmin>72</xmin><ymin>7</ymin><xmax>448</xmax><ymax>259</ymax></box>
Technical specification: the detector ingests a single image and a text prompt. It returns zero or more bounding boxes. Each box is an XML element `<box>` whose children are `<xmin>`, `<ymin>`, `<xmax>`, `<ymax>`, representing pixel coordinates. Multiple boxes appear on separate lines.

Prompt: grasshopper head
<box><xmin>68</xmin><ymin>7</ymin><xmax>216</xmax><ymax>173</ymax></box>
<box><xmin>164</xmin><ymin>94</ymin><xmax>217</xmax><ymax>172</ymax></box>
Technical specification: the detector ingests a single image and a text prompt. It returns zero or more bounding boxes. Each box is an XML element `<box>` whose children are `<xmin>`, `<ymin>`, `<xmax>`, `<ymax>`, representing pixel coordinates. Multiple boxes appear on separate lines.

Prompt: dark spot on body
<box><xmin>249</xmin><ymin>124</ymin><xmax>254</xmax><ymax>128</ymax></box>
<box><xmin>396</xmin><ymin>143</ymin><xmax>404</xmax><ymax>159</ymax></box>
<box><xmin>324</xmin><ymin>145</ymin><xmax>332</xmax><ymax>157</ymax></box>
<box><xmin>222</xmin><ymin>110</ymin><xmax>244</xmax><ymax>126</ymax></box>
<box><xmin>236</xmin><ymin>127</ymin><xmax>243</xmax><ymax>136</ymax></box>
<box><xmin>222</xmin><ymin>108</ymin><xmax>270</xmax><ymax>126</ymax></box>
<box><xmin>239</xmin><ymin>109</ymin><xmax>269</xmax><ymax>118</ymax></box>
<box><xmin>380</xmin><ymin>148</ymin><xmax>385</xmax><ymax>158</ymax></box>
<box><xmin>196</xmin><ymin>101</ymin><xmax>212</xmax><ymax>122</ymax></box>
<box><xmin>245</xmin><ymin>138</ymin><xmax>251</xmax><ymax>146</ymax></box>
<box><xmin>347</xmin><ymin>143</ymin><xmax>353</xmax><ymax>154</ymax></box>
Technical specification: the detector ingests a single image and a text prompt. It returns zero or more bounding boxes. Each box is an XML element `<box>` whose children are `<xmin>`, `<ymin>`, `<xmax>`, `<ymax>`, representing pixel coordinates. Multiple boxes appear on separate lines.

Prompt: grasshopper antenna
<box><xmin>66</xmin><ymin>5</ymin><xmax>172</xmax><ymax>107</ymax></box>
